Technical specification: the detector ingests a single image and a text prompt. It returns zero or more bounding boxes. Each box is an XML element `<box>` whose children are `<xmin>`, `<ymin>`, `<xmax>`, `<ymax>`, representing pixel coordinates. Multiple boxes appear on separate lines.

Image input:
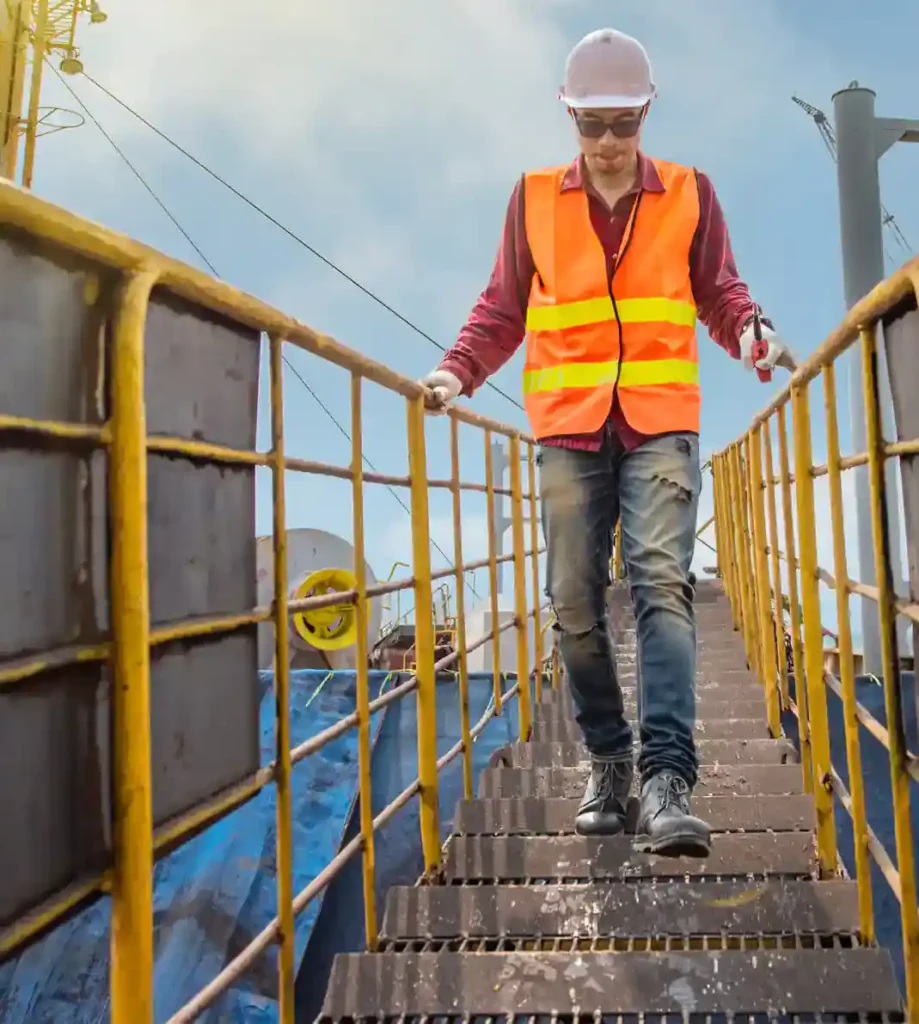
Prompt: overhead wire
<box><xmin>80</xmin><ymin>70</ymin><xmax>526</xmax><ymax>414</ymax></box>
<box><xmin>50</xmin><ymin>64</ymin><xmax>480</xmax><ymax>603</ymax></box>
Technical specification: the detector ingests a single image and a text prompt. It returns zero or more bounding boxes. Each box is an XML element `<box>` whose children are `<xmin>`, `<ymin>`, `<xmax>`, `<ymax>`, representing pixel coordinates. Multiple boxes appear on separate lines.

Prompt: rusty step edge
<box><xmin>453</xmin><ymin>794</ymin><xmax>816</xmax><ymax>835</ymax></box>
<box><xmin>477</xmin><ymin>763</ymin><xmax>805</xmax><ymax>799</ymax></box>
<box><xmin>503</xmin><ymin>739</ymin><xmax>798</xmax><ymax>769</ymax></box>
<box><xmin>379</xmin><ymin>878</ymin><xmax>860</xmax><ymax>940</ymax></box>
<box><xmin>444</xmin><ymin>832</ymin><xmax>817</xmax><ymax>882</ymax></box>
<box><xmin>320</xmin><ymin>948</ymin><xmax>902</xmax><ymax>1016</ymax></box>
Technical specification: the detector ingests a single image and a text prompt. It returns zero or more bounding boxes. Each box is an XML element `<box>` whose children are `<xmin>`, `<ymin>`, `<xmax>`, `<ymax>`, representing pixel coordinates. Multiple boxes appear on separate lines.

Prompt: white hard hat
<box><xmin>559</xmin><ymin>29</ymin><xmax>656</xmax><ymax>110</ymax></box>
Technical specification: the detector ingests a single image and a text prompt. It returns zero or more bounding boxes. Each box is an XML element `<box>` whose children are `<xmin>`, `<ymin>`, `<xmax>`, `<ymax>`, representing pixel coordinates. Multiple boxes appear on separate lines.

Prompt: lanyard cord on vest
<box><xmin>606</xmin><ymin>187</ymin><xmax>645</xmax><ymax>393</ymax></box>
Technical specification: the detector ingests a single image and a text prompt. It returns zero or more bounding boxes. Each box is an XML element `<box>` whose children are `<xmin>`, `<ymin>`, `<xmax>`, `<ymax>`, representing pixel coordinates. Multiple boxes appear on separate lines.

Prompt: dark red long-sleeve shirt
<box><xmin>439</xmin><ymin>154</ymin><xmax>762</xmax><ymax>450</ymax></box>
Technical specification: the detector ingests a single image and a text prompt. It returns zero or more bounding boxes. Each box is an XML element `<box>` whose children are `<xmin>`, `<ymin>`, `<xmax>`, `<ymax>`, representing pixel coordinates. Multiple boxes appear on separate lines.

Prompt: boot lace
<box><xmin>660</xmin><ymin>773</ymin><xmax>691</xmax><ymax>813</ymax></box>
<box><xmin>590</xmin><ymin>760</ymin><xmax>630</xmax><ymax>803</ymax></box>
<box><xmin>592</xmin><ymin>761</ymin><xmax>615</xmax><ymax>800</ymax></box>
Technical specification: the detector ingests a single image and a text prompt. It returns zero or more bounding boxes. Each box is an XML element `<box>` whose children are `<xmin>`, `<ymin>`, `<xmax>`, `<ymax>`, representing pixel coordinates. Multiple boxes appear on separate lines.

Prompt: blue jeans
<box><xmin>540</xmin><ymin>430</ymin><xmax>701</xmax><ymax>788</ymax></box>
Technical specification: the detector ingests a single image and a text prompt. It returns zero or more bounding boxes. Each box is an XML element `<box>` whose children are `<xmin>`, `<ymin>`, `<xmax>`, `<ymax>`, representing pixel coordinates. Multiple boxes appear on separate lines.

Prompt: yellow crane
<box><xmin>0</xmin><ymin>0</ymin><xmax>107</xmax><ymax>186</ymax></box>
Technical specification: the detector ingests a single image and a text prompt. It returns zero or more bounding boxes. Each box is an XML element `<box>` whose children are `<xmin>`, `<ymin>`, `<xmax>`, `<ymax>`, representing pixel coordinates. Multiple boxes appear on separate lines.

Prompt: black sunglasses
<box><xmin>573</xmin><ymin>111</ymin><xmax>644</xmax><ymax>140</ymax></box>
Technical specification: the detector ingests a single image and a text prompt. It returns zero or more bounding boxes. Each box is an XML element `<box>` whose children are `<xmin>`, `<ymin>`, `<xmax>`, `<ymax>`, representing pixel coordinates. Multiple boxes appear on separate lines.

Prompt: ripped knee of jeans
<box><xmin>550</xmin><ymin>598</ymin><xmax>606</xmax><ymax>640</ymax></box>
<box><xmin>650</xmin><ymin>471</ymin><xmax>695</xmax><ymax>503</ymax></box>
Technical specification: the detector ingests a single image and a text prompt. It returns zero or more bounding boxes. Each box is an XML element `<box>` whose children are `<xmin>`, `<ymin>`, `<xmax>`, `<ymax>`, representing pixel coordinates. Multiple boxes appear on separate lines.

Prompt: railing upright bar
<box><xmin>730</xmin><ymin>444</ymin><xmax>757</xmax><ymax>671</ymax></box>
<box><xmin>484</xmin><ymin>430</ymin><xmax>503</xmax><ymax>713</ymax></box>
<box><xmin>509</xmin><ymin>434</ymin><xmax>533</xmax><ymax>741</ymax></box>
<box><xmin>715</xmin><ymin>454</ymin><xmax>740</xmax><ymax>629</ymax></box>
<box><xmin>406</xmin><ymin>394</ymin><xmax>441</xmax><ymax>873</ymax></box>
<box><xmin>763</xmin><ymin>418</ymin><xmax>790</xmax><ymax>711</ymax></box>
<box><xmin>269</xmin><ymin>333</ymin><xmax>296</xmax><ymax>1021</ymax></box>
<box><xmin>350</xmin><ymin>372</ymin><xmax>378</xmax><ymax>950</ymax></box>
<box><xmin>742</xmin><ymin>434</ymin><xmax>766</xmax><ymax>687</ymax></box>
<box><xmin>823</xmin><ymin>360</ymin><xmax>874</xmax><ymax>942</ymax></box>
<box><xmin>790</xmin><ymin>379</ymin><xmax>837</xmax><ymax>876</ymax></box>
<box><xmin>777</xmin><ymin>403</ymin><xmax>812</xmax><ymax>789</ymax></box>
<box><xmin>450</xmin><ymin>416</ymin><xmax>474</xmax><ymax>801</ymax></box>
<box><xmin>750</xmin><ymin>423</ymin><xmax>781</xmax><ymax>736</ymax></box>
<box><xmin>862</xmin><ymin>323</ymin><xmax>919</xmax><ymax>1011</ymax></box>
<box><xmin>528</xmin><ymin>444</ymin><xmax>544</xmax><ymax>702</ymax></box>
<box><xmin>109</xmin><ymin>270</ymin><xmax>157</xmax><ymax>1024</ymax></box>
<box><xmin>724</xmin><ymin>450</ymin><xmax>745</xmax><ymax>641</ymax></box>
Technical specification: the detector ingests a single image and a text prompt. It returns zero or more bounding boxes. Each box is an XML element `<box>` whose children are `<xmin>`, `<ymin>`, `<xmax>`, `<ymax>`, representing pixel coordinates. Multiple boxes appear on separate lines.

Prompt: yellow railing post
<box><xmin>763</xmin><ymin>418</ymin><xmax>790</xmax><ymax>710</ymax></box>
<box><xmin>823</xmin><ymin>360</ymin><xmax>873</xmax><ymax>942</ymax></box>
<box><xmin>509</xmin><ymin>434</ymin><xmax>532</xmax><ymax>741</ymax></box>
<box><xmin>729</xmin><ymin>444</ymin><xmax>757</xmax><ymax>669</ymax></box>
<box><xmin>742</xmin><ymin>434</ymin><xmax>765</xmax><ymax>685</ymax></box>
<box><xmin>406</xmin><ymin>393</ymin><xmax>440</xmax><ymax>873</ymax></box>
<box><xmin>450</xmin><ymin>417</ymin><xmax>474</xmax><ymax>801</ymax></box>
<box><xmin>750</xmin><ymin>424</ymin><xmax>781</xmax><ymax>736</ymax></box>
<box><xmin>109</xmin><ymin>270</ymin><xmax>157</xmax><ymax>1024</ymax></box>
<box><xmin>722</xmin><ymin>451</ymin><xmax>743</xmax><ymax>629</ymax></box>
<box><xmin>350</xmin><ymin>372</ymin><xmax>378</xmax><ymax>949</ymax></box>
<box><xmin>714</xmin><ymin>454</ymin><xmax>740</xmax><ymax>628</ymax></box>
<box><xmin>528</xmin><ymin>444</ymin><xmax>544</xmax><ymax>700</ymax></box>
<box><xmin>862</xmin><ymin>324</ymin><xmax>919</xmax><ymax>1005</ymax></box>
<box><xmin>268</xmin><ymin>333</ymin><xmax>296</xmax><ymax>1021</ymax></box>
<box><xmin>777</xmin><ymin>403</ymin><xmax>812</xmax><ymax>788</ymax></box>
<box><xmin>709</xmin><ymin>461</ymin><xmax>725</xmax><ymax>584</ymax></box>
<box><xmin>790</xmin><ymin>381</ymin><xmax>837</xmax><ymax>875</ymax></box>
<box><xmin>484</xmin><ymin>430</ymin><xmax>502</xmax><ymax>713</ymax></box>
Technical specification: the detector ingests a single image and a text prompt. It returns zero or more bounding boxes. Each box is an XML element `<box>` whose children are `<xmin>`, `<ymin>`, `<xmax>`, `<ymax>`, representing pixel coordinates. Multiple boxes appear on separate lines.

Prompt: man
<box><xmin>419</xmin><ymin>29</ymin><xmax>792</xmax><ymax>858</ymax></box>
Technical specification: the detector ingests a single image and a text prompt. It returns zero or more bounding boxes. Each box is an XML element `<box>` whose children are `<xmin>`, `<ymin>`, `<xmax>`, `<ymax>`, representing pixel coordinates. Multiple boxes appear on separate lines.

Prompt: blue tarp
<box><xmin>782</xmin><ymin>670</ymin><xmax>918</xmax><ymax>999</ymax></box>
<box><xmin>0</xmin><ymin>669</ymin><xmax>393</xmax><ymax>1023</ymax></box>
<box><xmin>295</xmin><ymin>671</ymin><xmax>528</xmax><ymax>1023</ymax></box>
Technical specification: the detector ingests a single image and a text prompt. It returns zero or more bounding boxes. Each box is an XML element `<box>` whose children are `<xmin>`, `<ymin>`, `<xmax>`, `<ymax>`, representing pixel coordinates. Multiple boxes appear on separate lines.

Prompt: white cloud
<box><xmin>76</xmin><ymin>1</ymin><xmax>837</xmax><ymax>182</ymax></box>
<box><xmin>59</xmin><ymin>0</ymin><xmax>842</xmax><ymax>304</ymax></box>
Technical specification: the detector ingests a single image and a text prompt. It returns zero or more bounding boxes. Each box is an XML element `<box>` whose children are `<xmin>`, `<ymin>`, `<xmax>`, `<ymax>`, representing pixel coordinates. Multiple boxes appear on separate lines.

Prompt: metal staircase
<box><xmin>318</xmin><ymin>580</ymin><xmax>904</xmax><ymax>1020</ymax></box>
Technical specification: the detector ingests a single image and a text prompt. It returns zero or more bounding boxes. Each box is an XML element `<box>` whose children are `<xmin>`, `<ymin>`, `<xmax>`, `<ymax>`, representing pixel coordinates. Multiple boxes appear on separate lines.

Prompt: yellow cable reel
<box><xmin>291</xmin><ymin>567</ymin><xmax>360</xmax><ymax>651</ymax></box>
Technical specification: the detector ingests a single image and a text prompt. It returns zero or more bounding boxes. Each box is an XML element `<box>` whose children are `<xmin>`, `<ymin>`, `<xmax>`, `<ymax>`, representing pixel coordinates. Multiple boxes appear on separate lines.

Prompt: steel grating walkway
<box><xmin>316</xmin><ymin>581</ymin><xmax>904</xmax><ymax>1022</ymax></box>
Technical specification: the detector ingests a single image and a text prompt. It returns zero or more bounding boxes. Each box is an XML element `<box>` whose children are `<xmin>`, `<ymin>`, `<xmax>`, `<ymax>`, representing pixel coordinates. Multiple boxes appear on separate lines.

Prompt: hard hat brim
<box><xmin>559</xmin><ymin>89</ymin><xmax>655</xmax><ymax>110</ymax></box>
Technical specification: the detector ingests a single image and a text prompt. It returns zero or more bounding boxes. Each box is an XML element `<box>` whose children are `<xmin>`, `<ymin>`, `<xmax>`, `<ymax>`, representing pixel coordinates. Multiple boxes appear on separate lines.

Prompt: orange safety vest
<box><xmin>522</xmin><ymin>157</ymin><xmax>701</xmax><ymax>439</ymax></box>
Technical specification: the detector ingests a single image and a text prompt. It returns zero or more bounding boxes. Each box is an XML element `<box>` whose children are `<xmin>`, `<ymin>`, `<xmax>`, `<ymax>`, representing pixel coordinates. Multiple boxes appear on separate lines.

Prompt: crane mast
<box><xmin>0</xmin><ymin>0</ymin><xmax>107</xmax><ymax>186</ymax></box>
<box><xmin>792</xmin><ymin>91</ymin><xmax>913</xmax><ymax>262</ymax></box>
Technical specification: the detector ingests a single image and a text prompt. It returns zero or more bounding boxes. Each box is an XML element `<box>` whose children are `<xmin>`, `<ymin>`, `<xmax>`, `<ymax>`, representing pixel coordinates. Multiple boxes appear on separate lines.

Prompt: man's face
<box><xmin>571</xmin><ymin>105</ymin><xmax>646</xmax><ymax>178</ymax></box>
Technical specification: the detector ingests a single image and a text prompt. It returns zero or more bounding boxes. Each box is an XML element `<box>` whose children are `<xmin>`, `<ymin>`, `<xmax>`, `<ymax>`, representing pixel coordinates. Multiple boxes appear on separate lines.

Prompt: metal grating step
<box><xmin>453</xmin><ymin>794</ymin><xmax>815</xmax><ymax>835</ymax></box>
<box><xmin>320</xmin><ymin>949</ymin><xmax>902</xmax><ymax>1016</ymax></box>
<box><xmin>537</xmin><ymin>696</ymin><xmax>769</xmax><ymax>720</ymax></box>
<box><xmin>318</xmin><ymin>1015</ymin><xmax>906</xmax><ymax>1024</ymax></box>
<box><xmin>540</xmin><ymin>676</ymin><xmax>765</xmax><ymax>702</ymax></box>
<box><xmin>605</xmin><ymin>653</ymin><xmax>750</xmax><ymax>671</ymax></box>
<box><xmin>379</xmin><ymin>879</ymin><xmax>861</xmax><ymax>941</ymax></box>
<box><xmin>532</xmin><ymin>715</ymin><xmax>771</xmax><ymax>742</ymax></box>
<box><xmin>443</xmin><ymin>833</ymin><xmax>817</xmax><ymax>882</ymax></box>
<box><xmin>478</xmin><ymin>763</ymin><xmax>805</xmax><ymax>798</ymax></box>
<box><xmin>505</xmin><ymin>739</ymin><xmax>798</xmax><ymax>769</ymax></box>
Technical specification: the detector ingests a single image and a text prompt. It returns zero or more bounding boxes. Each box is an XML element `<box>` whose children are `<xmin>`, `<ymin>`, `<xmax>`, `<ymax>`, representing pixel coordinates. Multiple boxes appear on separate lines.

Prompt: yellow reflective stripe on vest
<box><xmin>525</xmin><ymin>296</ymin><xmax>696</xmax><ymax>332</ymax></box>
<box><xmin>522</xmin><ymin>358</ymin><xmax>699</xmax><ymax>395</ymax></box>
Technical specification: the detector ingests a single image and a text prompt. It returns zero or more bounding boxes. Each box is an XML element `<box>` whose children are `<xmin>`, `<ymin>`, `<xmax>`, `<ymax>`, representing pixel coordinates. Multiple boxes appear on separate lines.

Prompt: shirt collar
<box><xmin>560</xmin><ymin>153</ymin><xmax>664</xmax><ymax>194</ymax></box>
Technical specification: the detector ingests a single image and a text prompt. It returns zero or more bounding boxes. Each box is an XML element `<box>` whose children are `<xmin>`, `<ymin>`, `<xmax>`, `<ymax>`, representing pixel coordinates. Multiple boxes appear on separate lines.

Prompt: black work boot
<box><xmin>574</xmin><ymin>757</ymin><xmax>634</xmax><ymax>836</ymax></box>
<box><xmin>634</xmin><ymin>770</ymin><xmax>711</xmax><ymax>858</ymax></box>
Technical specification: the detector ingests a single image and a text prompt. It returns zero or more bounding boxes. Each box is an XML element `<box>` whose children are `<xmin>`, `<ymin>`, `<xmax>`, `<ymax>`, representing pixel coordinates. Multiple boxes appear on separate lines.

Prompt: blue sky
<box><xmin>29</xmin><ymin>0</ymin><xmax>918</xmax><ymax>639</ymax></box>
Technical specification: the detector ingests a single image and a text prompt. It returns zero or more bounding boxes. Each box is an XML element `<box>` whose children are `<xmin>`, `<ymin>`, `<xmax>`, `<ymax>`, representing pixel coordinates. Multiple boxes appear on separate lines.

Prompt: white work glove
<box><xmin>738</xmin><ymin>321</ymin><xmax>797</xmax><ymax>375</ymax></box>
<box><xmin>418</xmin><ymin>368</ymin><xmax>462</xmax><ymax>415</ymax></box>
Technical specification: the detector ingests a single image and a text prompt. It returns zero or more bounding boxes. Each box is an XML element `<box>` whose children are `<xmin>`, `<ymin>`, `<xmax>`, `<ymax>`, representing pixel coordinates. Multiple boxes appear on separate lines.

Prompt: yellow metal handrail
<box><xmin>0</xmin><ymin>179</ymin><xmax>551</xmax><ymax>1023</ymax></box>
<box><xmin>712</xmin><ymin>254</ymin><xmax>919</xmax><ymax>1020</ymax></box>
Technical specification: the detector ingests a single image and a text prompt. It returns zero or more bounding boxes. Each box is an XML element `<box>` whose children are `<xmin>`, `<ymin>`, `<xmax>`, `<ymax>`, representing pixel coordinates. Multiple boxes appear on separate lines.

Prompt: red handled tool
<box><xmin>750</xmin><ymin>303</ymin><xmax>772</xmax><ymax>383</ymax></box>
